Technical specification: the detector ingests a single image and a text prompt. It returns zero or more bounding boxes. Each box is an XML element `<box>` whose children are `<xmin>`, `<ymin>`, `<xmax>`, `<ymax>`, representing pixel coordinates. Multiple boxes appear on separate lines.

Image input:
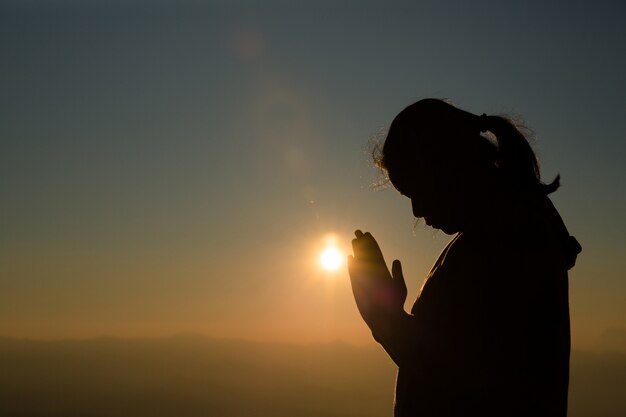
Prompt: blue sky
<box><xmin>1</xmin><ymin>0</ymin><xmax>625</xmax><ymax>349</ymax></box>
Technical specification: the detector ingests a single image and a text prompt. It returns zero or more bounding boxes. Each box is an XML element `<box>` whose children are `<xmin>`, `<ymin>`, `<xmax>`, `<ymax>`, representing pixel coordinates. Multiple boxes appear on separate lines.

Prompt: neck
<box><xmin>460</xmin><ymin>177</ymin><xmax>507</xmax><ymax>233</ymax></box>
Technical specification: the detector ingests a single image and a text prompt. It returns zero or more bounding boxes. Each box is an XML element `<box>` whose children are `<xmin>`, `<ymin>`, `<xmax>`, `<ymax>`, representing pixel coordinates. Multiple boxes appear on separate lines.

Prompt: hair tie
<box><xmin>479</xmin><ymin>113</ymin><xmax>489</xmax><ymax>133</ymax></box>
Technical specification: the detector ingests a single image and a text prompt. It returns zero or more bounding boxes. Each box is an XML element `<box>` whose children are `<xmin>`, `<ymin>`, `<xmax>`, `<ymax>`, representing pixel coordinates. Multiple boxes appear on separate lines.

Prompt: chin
<box><xmin>437</xmin><ymin>224</ymin><xmax>460</xmax><ymax>235</ymax></box>
<box><xmin>426</xmin><ymin>217</ymin><xmax>460</xmax><ymax>235</ymax></box>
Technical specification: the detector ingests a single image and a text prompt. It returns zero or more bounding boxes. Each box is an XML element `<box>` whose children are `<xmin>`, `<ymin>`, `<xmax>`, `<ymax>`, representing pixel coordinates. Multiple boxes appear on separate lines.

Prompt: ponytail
<box><xmin>478</xmin><ymin>114</ymin><xmax>560</xmax><ymax>195</ymax></box>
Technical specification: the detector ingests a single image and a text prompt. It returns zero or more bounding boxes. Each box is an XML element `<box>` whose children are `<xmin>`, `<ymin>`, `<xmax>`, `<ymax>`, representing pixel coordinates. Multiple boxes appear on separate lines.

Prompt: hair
<box><xmin>374</xmin><ymin>98</ymin><xmax>560</xmax><ymax>196</ymax></box>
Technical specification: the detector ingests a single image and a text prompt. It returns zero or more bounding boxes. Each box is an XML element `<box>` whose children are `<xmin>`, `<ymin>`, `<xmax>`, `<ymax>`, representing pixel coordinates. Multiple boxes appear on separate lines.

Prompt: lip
<box><xmin>425</xmin><ymin>217</ymin><xmax>445</xmax><ymax>230</ymax></box>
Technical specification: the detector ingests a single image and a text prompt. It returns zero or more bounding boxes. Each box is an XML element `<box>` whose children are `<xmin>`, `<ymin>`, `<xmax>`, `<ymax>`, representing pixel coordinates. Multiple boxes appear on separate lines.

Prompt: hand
<box><xmin>347</xmin><ymin>230</ymin><xmax>407</xmax><ymax>328</ymax></box>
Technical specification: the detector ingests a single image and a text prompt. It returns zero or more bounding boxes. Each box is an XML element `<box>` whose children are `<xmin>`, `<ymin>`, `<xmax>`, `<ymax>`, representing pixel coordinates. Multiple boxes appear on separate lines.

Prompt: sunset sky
<box><xmin>1</xmin><ymin>0</ymin><xmax>625</xmax><ymax>352</ymax></box>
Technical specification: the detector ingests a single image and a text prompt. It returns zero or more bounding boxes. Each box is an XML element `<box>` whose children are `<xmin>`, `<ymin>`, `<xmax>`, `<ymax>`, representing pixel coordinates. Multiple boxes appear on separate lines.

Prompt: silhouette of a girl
<box><xmin>348</xmin><ymin>99</ymin><xmax>581</xmax><ymax>417</ymax></box>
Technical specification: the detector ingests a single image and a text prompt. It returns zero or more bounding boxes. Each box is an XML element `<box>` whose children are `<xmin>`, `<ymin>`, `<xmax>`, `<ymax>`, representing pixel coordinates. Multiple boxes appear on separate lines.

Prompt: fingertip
<box><xmin>354</xmin><ymin>229</ymin><xmax>363</xmax><ymax>238</ymax></box>
<box><xmin>392</xmin><ymin>259</ymin><xmax>403</xmax><ymax>275</ymax></box>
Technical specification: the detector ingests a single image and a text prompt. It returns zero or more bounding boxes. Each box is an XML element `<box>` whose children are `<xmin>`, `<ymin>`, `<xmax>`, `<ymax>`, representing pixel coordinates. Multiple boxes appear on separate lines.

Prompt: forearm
<box><xmin>369</xmin><ymin>310</ymin><xmax>416</xmax><ymax>367</ymax></box>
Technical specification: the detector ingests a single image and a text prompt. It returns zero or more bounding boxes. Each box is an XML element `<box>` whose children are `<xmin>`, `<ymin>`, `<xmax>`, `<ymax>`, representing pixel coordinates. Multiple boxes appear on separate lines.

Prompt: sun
<box><xmin>320</xmin><ymin>246</ymin><xmax>343</xmax><ymax>271</ymax></box>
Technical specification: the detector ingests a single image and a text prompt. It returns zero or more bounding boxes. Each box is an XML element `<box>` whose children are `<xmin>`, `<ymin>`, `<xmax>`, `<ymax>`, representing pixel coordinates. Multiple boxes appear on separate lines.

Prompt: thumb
<box><xmin>391</xmin><ymin>259</ymin><xmax>406</xmax><ymax>289</ymax></box>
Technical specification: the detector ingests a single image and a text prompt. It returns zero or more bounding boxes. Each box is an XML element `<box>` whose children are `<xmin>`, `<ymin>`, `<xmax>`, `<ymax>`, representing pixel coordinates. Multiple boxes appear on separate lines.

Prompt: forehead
<box><xmin>383</xmin><ymin>122</ymin><xmax>450</xmax><ymax>170</ymax></box>
<box><xmin>387</xmin><ymin>161</ymin><xmax>438</xmax><ymax>198</ymax></box>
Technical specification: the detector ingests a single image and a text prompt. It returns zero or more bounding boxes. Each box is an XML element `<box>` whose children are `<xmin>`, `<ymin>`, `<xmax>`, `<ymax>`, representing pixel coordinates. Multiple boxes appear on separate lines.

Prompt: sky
<box><xmin>1</xmin><ymin>0</ymin><xmax>625</xmax><ymax>351</ymax></box>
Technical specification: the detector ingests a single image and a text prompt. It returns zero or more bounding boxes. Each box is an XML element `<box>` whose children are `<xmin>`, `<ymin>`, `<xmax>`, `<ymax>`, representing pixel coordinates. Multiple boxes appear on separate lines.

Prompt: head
<box><xmin>376</xmin><ymin>98</ymin><xmax>559</xmax><ymax>234</ymax></box>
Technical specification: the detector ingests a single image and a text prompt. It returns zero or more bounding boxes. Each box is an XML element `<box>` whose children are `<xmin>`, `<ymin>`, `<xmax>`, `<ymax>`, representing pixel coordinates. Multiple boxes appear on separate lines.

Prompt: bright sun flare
<box><xmin>320</xmin><ymin>247</ymin><xmax>343</xmax><ymax>271</ymax></box>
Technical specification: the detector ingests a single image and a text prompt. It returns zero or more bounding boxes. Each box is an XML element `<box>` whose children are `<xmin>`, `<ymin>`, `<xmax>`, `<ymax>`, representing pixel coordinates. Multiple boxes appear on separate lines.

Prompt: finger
<box><xmin>357</xmin><ymin>233</ymin><xmax>384</xmax><ymax>262</ymax></box>
<box><xmin>392</xmin><ymin>259</ymin><xmax>406</xmax><ymax>289</ymax></box>
<box><xmin>347</xmin><ymin>255</ymin><xmax>363</xmax><ymax>284</ymax></box>
<box><xmin>348</xmin><ymin>255</ymin><xmax>375</xmax><ymax>296</ymax></box>
<box><xmin>351</xmin><ymin>237</ymin><xmax>360</xmax><ymax>257</ymax></box>
<box><xmin>353</xmin><ymin>231</ymin><xmax>379</xmax><ymax>253</ymax></box>
<box><xmin>348</xmin><ymin>257</ymin><xmax>370</xmax><ymax>302</ymax></box>
<box><xmin>352</xmin><ymin>233</ymin><xmax>372</xmax><ymax>260</ymax></box>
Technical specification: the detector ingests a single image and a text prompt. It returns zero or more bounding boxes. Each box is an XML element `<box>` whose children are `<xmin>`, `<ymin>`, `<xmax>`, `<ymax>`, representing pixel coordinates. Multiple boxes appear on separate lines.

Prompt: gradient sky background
<box><xmin>1</xmin><ymin>0</ymin><xmax>625</xmax><ymax>352</ymax></box>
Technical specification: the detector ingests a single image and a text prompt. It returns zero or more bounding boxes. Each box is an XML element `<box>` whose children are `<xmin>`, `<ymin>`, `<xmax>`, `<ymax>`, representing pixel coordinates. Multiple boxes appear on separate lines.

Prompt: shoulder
<box><xmin>465</xmin><ymin>192</ymin><xmax>566</xmax><ymax>264</ymax></box>
<box><xmin>443</xmin><ymin>193</ymin><xmax>568</xmax><ymax>293</ymax></box>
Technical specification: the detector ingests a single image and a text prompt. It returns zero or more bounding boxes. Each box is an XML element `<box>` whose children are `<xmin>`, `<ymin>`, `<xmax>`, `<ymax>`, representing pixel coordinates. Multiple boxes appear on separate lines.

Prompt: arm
<box><xmin>347</xmin><ymin>230</ymin><xmax>416</xmax><ymax>366</ymax></box>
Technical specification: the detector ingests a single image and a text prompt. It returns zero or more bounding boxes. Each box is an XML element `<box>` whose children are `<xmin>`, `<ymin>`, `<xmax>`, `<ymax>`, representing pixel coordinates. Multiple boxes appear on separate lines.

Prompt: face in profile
<box><xmin>381</xmin><ymin>99</ymin><xmax>498</xmax><ymax>235</ymax></box>
<box><xmin>388</xmin><ymin>162</ymin><xmax>471</xmax><ymax>235</ymax></box>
